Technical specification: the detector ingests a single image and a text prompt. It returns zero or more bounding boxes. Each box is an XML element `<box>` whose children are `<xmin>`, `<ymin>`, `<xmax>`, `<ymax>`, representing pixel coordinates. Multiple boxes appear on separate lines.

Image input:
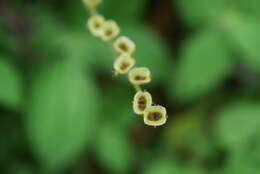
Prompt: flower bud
<box><xmin>83</xmin><ymin>0</ymin><xmax>102</xmax><ymax>8</ymax></box>
<box><xmin>143</xmin><ymin>105</ymin><xmax>167</xmax><ymax>126</ymax></box>
<box><xmin>133</xmin><ymin>91</ymin><xmax>152</xmax><ymax>115</ymax></box>
<box><xmin>113</xmin><ymin>54</ymin><xmax>135</xmax><ymax>74</ymax></box>
<box><xmin>87</xmin><ymin>14</ymin><xmax>105</xmax><ymax>37</ymax></box>
<box><xmin>128</xmin><ymin>67</ymin><xmax>151</xmax><ymax>85</ymax></box>
<box><xmin>113</xmin><ymin>36</ymin><xmax>135</xmax><ymax>55</ymax></box>
<box><xmin>100</xmin><ymin>20</ymin><xmax>120</xmax><ymax>41</ymax></box>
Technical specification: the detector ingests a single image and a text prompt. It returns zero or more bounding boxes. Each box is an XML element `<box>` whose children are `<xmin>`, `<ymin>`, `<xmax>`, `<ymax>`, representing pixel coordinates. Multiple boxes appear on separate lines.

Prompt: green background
<box><xmin>1</xmin><ymin>0</ymin><xmax>260</xmax><ymax>173</ymax></box>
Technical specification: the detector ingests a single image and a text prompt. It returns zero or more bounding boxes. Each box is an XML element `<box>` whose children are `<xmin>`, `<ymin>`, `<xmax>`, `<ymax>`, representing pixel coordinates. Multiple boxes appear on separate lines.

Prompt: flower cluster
<box><xmin>83</xmin><ymin>0</ymin><xmax>167</xmax><ymax>127</ymax></box>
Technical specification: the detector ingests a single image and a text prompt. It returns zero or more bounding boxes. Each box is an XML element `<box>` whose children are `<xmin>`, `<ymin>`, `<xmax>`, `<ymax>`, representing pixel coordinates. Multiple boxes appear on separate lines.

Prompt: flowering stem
<box><xmin>133</xmin><ymin>84</ymin><xmax>141</xmax><ymax>92</ymax></box>
<box><xmin>83</xmin><ymin>0</ymin><xmax>167</xmax><ymax>126</ymax></box>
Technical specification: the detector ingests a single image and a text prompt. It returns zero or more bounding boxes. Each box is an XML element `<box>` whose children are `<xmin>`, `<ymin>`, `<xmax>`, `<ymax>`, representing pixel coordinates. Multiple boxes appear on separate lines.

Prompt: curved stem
<box><xmin>133</xmin><ymin>84</ymin><xmax>142</xmax><ymax>92</ymax></box>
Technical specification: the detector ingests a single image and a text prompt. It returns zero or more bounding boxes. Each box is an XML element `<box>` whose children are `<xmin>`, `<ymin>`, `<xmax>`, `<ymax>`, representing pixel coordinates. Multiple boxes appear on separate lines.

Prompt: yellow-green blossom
<box><xmin>82</xmin><ymin>0</ymin><xmax>102</xmax><ymax>9</ymax></box>
<box><xmin>113</xmin><ymin>36</ymin><xmax>135</xmax><ymax>55</ymax></box>
<box><xmin>128</xmin><ymin>67</ymin><xmax>151</xmax><ymax>85</ymax></box>
<box><xmin>100</xmin><ymin>20</ymin><xmax>120</xmax><ymax>41</ymax></box>
<box><xmin>133</xmin><ymin>91</ymin><xmax>152</xmax><ymax>115</ymax></box>
<box><xmin>87</xmin><ymin>14</ymin><xmax>105</xmax><ymax>36</ymax></box>
<box><xmin>143</xmin><ymin>105</ymin><xmax>167</xmax><ymax>126</ymax></box>
<box><xmin>113</xmin><ymin>54</ymin><xmax>135</xmax><ymax>74</ymax></box>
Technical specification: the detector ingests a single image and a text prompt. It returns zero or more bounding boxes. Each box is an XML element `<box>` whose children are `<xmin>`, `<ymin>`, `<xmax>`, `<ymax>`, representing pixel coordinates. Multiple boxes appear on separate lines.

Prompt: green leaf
<box><xmin>0</xmin><ymin>27</ymin><xmax>19</xmax><ymax>56</ymax></box>
<box><xmin>10</xmin><ymin>165</ymin><xmax>35</xmax><ymax>174</ymax></box>
<box><xmin>222</xmin><ymin>145</ymin><xmax>260</xmax><ymax>174</ymax></box>
<box><xmin>216</xmin><ymin>99</ymin><xmax>260</xmax><ymax>148</ymax></box>
<box><xmin>172</xmin><ymin>30</ymin><xmax>232</xmax><ymax>101</ymax></box>
<box><xmin>29</xmin><ymin>7</ymin><xmax>67</xmax><ymax>60</ymax></box>
<box><xmin>255</xmin><ymin>134</ymin><xmax>260</xmax><ymax>161</ymax></box>
<box><xmin>100</xmin><ymin>0</ymin><xmax>148</xmax><ymax>24</ymax></box>
<box><xmin>94</xmin><ymin>125</ymin><xmax>134</xmax><ymax>173</ymax></box>
<box><xmin>63</xmin><ymin>0</ymin><xmax>88</xmax><ymax>27</ymax></box>
<box><xmin>51</xmin><ymin>31</ymin><xmax>113</xmax><ymax>68</ymax></box>
<box><xmin>142</xmin><ymin>159</ymin><xmax>180</xmax><ymax>174</ymax></box>
<box><xmin>142</xmin><ymin>158</ymin><xmax>204</xmax><ymax>174</ymax></box>
<box><xmin>0</xmin><ymin>57</ymin><xmax>22</xmax><ymax>108</ymax></box>
<box><xmin>64</xmin><ymin>0</ymin><xmax>148</xmax><ymax>26</ymax></box>
<box><xmin>223</xmin><ymin>16</ymin><xmax>260</xmax><ymax>72</ymax></box>
<box><xmin>101</xmin><ymin>84</ymin><xmax>138</xmax><ymax>130</ymax></box>
<box><xmin>176</xmin><ymin>0</ymin><xmax>226</xmax><ymax>27</ymax></box>
<box><xmin>164</xmin><ymin>110</ymin><xmax>213</xmax><ymax>158</ymax></box>
<box><xmin>30</xmin><ymin>7</ymin><xmax>114</xmax><ymax>70</ymax></box>
<box><xmin>26</xmin><ymin>60</ymin><xmax>100</xmax><ymax>171</ymax></box>
<box><xmin>234</xmin><ymin>0</ymin><xmax>260</xmax><ymax>18</ymax></box>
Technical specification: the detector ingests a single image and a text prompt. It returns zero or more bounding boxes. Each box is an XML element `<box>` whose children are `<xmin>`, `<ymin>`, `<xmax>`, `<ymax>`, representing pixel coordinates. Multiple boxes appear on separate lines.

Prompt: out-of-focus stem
<box><xmin>133</xmin><ymin>84</ymin><xmax>141</xmax><ymax>92</ymax></box>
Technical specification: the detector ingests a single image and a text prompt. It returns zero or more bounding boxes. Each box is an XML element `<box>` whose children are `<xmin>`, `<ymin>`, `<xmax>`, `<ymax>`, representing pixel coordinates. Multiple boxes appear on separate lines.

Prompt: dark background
<box><xmin>1</xmin><ymin>0</ymin><xmax>260</xmax><ymax>173</ymax></box>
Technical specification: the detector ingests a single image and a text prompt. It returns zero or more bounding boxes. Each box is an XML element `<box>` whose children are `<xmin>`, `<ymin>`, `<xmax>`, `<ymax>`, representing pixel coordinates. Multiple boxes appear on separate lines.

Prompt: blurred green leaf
<box><xmin>63</xmin><ymin>0</ymin><xmax>88</xmax><ymax>27</ymax></box>
<box><xmin>51</xmin><ymin>31</ymin><xmax>113</xmax><ymax>68</ymax></box>
<box><xmin>216</xmin><ymin>99</ymin><xmax>260</xmax><ymax>148</ymax></box>
<box><xmin>172</xmin><ymin>30</ymin><xmax>232</xmax><ymax>101</ymax></box>
<box><xmin>82</xmin><ymin>34</ymin><xmax>114</xmax><ymax>70</ymax></box>
<box><xmin>0</xmin><ymin>57</ymin><xmax>22</xmax><ymax>108</ymax></box>
<box><xmin>165</xmin><ymin>110</ymin><xmax>213</xmax><ymax>159</ymax></box>
<box><xmin>29</xmin><ymin>7</ymin><xmax>68</xmax><ymax>60</ymax></box>
<box><xmin>176</xmin><ymin>0</ymin><xmax>226</xmax><ymax>27</ymax></box>
<box><xmin>100</xmin><ymin>0</ymin><xmax>148</xmax><ymax>24</ymax></box>
<box><xmin>63</xmin><ymin>0</ymin><xmax>147</xmax><ymax>27</ymax></box>
<box><xmin>64</xmin><ymin>0</ymin><xmax>148</xmax><ymax>26</ymax></box>
<box><xmin>224</xmin><ymin>163</ymin><xmax>260</xmax><ymax>174</ymax></box>
<box><xmin>94</xmin><ymin>125</ymin><xmax>134</xmax><ymax>174</ymax></box>
<box><xmin>222</xmin><ymin>145</ymin><xmax>260</xmax><ymax>174</ymax></box>
<box><xmin>0</xmin><ymin>27</ymin><xmax>18</xmax><ymax>56</ymax></box>
<box><xmin>10</xmin><ymin>165</ymin><xmax>35</xmax><ymax>174</ymax></box>
<box><xmin>101</xmin><ymin>84</ymin><xmax>138</xmax><ymax>130</ymax></box>
<box><xmin>255</xmin><ymin>134</ymin><xmax>260</xmax><ymax>161</ymax></box>
<box><xmin>234</xmin><ymin>0</ymin><xmax>260</xmax><ymax>17</ymax></box>
<box><xmin>26</xmin><ymin>60</ymin><xmax>100</xmax><ymax>171</ymax></box>
<box><xmin>223</xmin><ymin>16</ymin><xmax>260</xmax><ymax>72</ymax></box>
<box><xmin>30</xmin><ymin>7</ymin><xmax>114</xmax><ymax>70</ymax></box>
<box><xmin>142</xmin><ymin>158</ymin><xmax>204</xmax><ymax>174</ymax></box>
<box><xmin>142</xmin><ymin>159</ymin><xmax>180</xmax><ymax>174</ymax></box>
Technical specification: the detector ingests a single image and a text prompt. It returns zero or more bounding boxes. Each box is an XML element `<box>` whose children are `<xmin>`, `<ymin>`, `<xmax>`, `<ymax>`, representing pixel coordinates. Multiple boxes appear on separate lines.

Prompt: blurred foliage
<box><xmin>216</xmin><ymin>99</ymin><xmax>260</xmax><ymax>148</ymax></box>
<box><xmin>0</xmin><ymin>57</ymin><xmax>22</xmax><ymax>109</ymax></box>
<box><xmin>172</xmin><ymin>30</ymin><xmax>232</xmax><ymax>101</ymax></box>
<box><xmin>25</xmin><ymin>60</ymin><xmax>100</xmax><ymax>172</ymax></box>
<box><xmin>1</xmin><ymin>0</ymin><xmax>260</xmax><ymax>174</ymax></box>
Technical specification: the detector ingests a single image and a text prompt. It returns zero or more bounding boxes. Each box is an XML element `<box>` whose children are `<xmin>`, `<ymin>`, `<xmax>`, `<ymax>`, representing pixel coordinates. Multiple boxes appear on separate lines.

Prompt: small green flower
<box><xmin>82</xmin><ymin>0</ymin><xmax>102</xmax><ymax>8</ymax></box>
<box><xmin>133</xmin><ymin>91</ymin><xmax>152</xmax><ymax>115</ymax></box>
<box><xmin>113</xmin><ymin>36</ymin><xmax>135</xmax><ymax>55</ymax></box>
<box><xmin>87</xmin><ymin>14</ymin><xmax>105</xmax><ymax>37</ymax></box>
<box><xmin>100</xmin><ymin>20</ymin><xmax>120</xmax><ymax>41</ymax></box>
<box><xmin>128</xmin><ymin>67</ymin><xmax>151</xmax><ymax>85</ymax></box>
<box><xmin>143</xmin><ymin>105</ymin><xmax>167</xmax><ymax>127</ymax></box>
<box><xmin>113</xmin><ymin>54</ymin><xmax>135</xmax><ymax>74</ymax></box>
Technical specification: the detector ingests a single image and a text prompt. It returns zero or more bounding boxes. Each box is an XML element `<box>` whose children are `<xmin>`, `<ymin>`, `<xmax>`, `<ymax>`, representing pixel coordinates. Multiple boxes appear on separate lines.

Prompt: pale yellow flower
<box><xmin>87</xmin><ymin>14</ymin><xmax>105</xmax><ymax>37</ymax></box>
<box><xmin>128</xmin><ymin>67</ymin><xmax>151</xmax><ymax>85</ymax></box>
<box><xmin>133</xmin><ymin>91</ymin><xmax>152</xmax><ymax>115</ymax></box>
<box><xmin>113</xmin><ymin>36</ymin><xmax>135</xmax><ymax>55</ymax></box>
<box><xmin>143</xmin><ymin>105</ymin><xmax>167</xmax><ymax>126</ymax></box>
<box><xmin>82</xmin><ymin>0</ymin><xmax>102</xmax><ymax>8</ymax></box>
<box><xmin>100</xmin><ymin>20</ymin><xmax>120</xmax><ymax>41</ymax></box>
<box><xmin>113</xmin><ymin>54</ymin><xmax>135</xmax><ymax>74</ymax></box>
